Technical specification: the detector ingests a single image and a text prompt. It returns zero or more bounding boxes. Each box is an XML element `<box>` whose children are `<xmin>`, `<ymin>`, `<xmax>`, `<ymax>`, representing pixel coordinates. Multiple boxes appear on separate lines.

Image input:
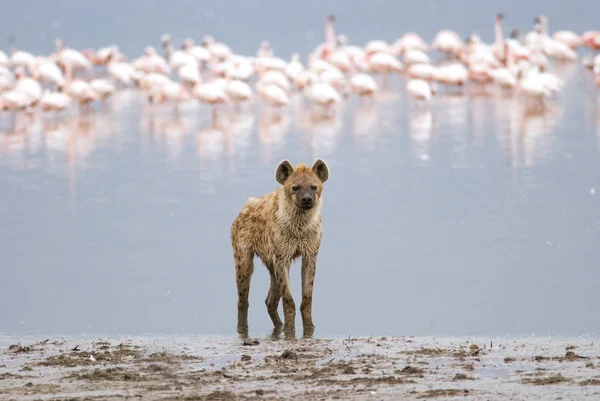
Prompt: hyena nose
<box><xmin>301</xmin><ymin>195</ymin><xmax>313</xmax><ymax>204</ymax></box>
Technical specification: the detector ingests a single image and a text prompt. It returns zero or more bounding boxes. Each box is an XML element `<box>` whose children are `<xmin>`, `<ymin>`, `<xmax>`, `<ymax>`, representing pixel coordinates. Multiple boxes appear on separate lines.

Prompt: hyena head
<box><xmin>275</xmin><ymin>159</ymin><xmax>330</xmax><ymax>211</ymax></box>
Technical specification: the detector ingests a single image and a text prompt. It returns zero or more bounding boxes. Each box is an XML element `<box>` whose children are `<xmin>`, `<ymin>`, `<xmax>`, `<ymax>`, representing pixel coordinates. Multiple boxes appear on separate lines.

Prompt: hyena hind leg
<box><xmin>234</xmin><ymin>247</ymin><xmax>254</xmax><ymax>337</ymax></box>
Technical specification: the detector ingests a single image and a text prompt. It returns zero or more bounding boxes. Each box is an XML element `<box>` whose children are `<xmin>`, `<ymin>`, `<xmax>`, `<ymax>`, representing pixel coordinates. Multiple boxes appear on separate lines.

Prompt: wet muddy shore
<box><xmin>1</xmin><ymin>334</ymin><xmax>600</xmax><ymax>400</ymax></box>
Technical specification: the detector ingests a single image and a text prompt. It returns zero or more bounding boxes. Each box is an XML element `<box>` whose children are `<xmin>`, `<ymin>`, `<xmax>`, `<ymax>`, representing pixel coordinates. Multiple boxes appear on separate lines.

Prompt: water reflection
<box><xmin>1</xmin><ymin>70</ymin><xmax>599</xmax><ymax>338</ymax></box>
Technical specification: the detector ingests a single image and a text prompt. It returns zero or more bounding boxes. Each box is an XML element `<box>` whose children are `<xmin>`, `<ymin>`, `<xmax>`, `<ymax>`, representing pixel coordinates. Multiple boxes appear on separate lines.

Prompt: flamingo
<box><xmin>349</xmin><ymin>73</ymin><xmax>378</xmax><ymax>100</ymax></box>
<box><xmin>192</xmin><ymin>81</ymin><xmax>230</xmax><ymax>125</ymax></box>
<box><xmin>0</xmin><ymin>89</ymin><xmax>36</xmax><ymax>130</ymax></box>
<box><xmin>366</xmin><ymin>52</ymin><xmax>403</xmax><ymax>88</ymax></box>
<box><xmin>224</xmin><ymin>78</ymin><xmax>253</xmax><ymax>110</ymax></box>
<box><xmin>364</xmin><ymin>40</ymin><xmax>392</xmax><ymax>56</ymax></box>
<box><xmin>257</xmin><ymin>41</ymin><xmax>274</xmax><ymax>58</ymax></box>
<box><xmin>433</xmin><ymin>63</ymin><xmax>468</xmax><ymax>92</ymax></box>
<box><xmin>13</xmin><ymin>67</ymin><xmax>42</xmax><ymax>106</ymax></box>
<box><xmin>406</xmin><ymin>63</ymin><xmax>436</xmax><ymax>81</ymax></box>
<box><xmin>517</xmin><ymin>64</ymin><xmax>563</xmax><ymax>109</ymax></box>
<box><xmin>0</xmin><ymin>67</ymin><xmax>14</xmax><ymax>92</ymax></box>
<box><xmin>225</xmin><ymin>57</ymin><xmax>255</xmax><ymax>82</ymax></box>
<box><xmin>311</xmin><ymin>15</ymin><xmax>337</xmax><ymax>61</ymax></box>
<box><xmin>259</xmin><ymin>70</ymin><xmax>291</xmax><ymax>91</ymax></box>
<box><xmin>256</xmin><ymin>80</ymin><xmax>289</xmax><ymax>108</ymax></box>
<box><xmin>149</xmin><ymin>79</ymin><xmax>191</xmax><ymax>116</ymax></box>
<box><xmin>106</xmin><ymin>55</ymin><xmax>137</xmax><ymax>87</ymax></box>
<box><xmin>10</xmin><ymin>50</ymin><xmax>37</xmax><ymax>73</ymax></box>
<box><xmin>54</xmin><ymin>38</ymin><xmax>93</xmax><ymax>80</ymax></box>
<box><xmin>490</xmin><ymin>13</ymin><xmax>506</xmax><ymax>63</ymax></box>
<box><xmin>285</xmin><ymin>53</ymin><xmax>305</xmax><ymax>83</ymax></box>
<box><xmin>402</xmin><ymin>50</ymin><xmax>431</xmax><ymax>67</ymax></box>
<box><xmin>0</xmin><ymin>50</ymin><xmax>8</xmax><ymax>67</ymax></box>
<box><xmin>406</xmin><ymin>79</ymin><xmax>436</xmax><ymax>103</ymax></box>
<box><xmin>179</xmin><ymin>38</ymin><xmax>211</xmax><ymax>69</ymax></box>
<box><xmin>178</xmin><ymin>61</ymin><xmax>202</xmax><ymax>88</ymax></box>
<box><xmin>202</xmin><ymin>35</ymin><xmax>233</xmax><ymax>62</ymax></box>
<box><xmin>31</xmin><ymin>58</ymin><xmax>65</xmax><ymax>90</ymax></box>
<box><xmin>132</xmin><ymin>47</ymin><xmax>171</xmax><ymax>75</ymax></box>
<box><xmin>303</xmin><ymin>77</ymin><xmax>341</xmax><ymax>118</ymax></box>
<box><xmin>432</xmin><ymin>30</ymin><xmax>464</xmax><ymax>56</ymax></box>
<box><xmin>489</xmin><ymin>44</ymin><xmax>517</xmax><ymax>90</ymax></box>
<box><xmin>536</xmin><ymin>16</ymin><xmax>578</xmax><ymax>61</ymax></box>
<box><xmin>553</xmin><ymin>31</ymin><xmax>582</xmax><ymax>49</ymax></box>
<box><xmin>90</xmin><ymin>78</ymin><xmax>116</xmax><ymax>102</ymax></box>
<box><xmin>392</xmin><ymin>33</ymin><xmax>429</xmax><ymax>56</ymax></box>
<box><xmin>582</xmin><ymin>31</ymin><xmax>600</xmax><ymax>52</ymax></box>
<box><xmin>39</xmin><ymin>90</ymin><xmax>72</xmax><ymax>123</ymax></box>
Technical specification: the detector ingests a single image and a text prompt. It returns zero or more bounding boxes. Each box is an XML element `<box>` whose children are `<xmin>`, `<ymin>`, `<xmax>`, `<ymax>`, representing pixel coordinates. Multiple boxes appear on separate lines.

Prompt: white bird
<box><xmin>10</xmin><ymin>50</ymin><xmax>37</xmax><ymax>73</ymax></box>
<box><xmin>256</xmin><ymin>80</ymin><xmax>289</xmax><ymax>108</ymax></box>
<box><xmin>39</xmin><ymin>91</ymin><xmax>71</xmax><ymax>114</ymax></box>
<box><xmin>182</xmin><ymin>38</ymin><xmax>212</xmax><ymax>65</ymax></box>
<box><xmin>0</xmin><ymin>90</ymin><xmax>36</xmax><ymax>130</ymax></box>
<box><xmin>90</xmin><ymin>78</ymin><xmax>116</xmax><ymax>101</ymax></box>
<box><xmin>224</xmin><ymin>79</ymin><xmax>253</xmax><ymax>108</ymax></box>
<box><xmin>225</xmin><ymin>59</ymin><xmax>255</xmax><ymax>82</ymax></box>
<box><xmin>14</xmin><ymin>67</ymin><xmax>42</xmax><ymax>105</ymax></box>
<box><xmin>203</xmin><ymin>35</ymin><xmax>233</xmax><ymax>62</ymax></box>
<box><xmin>364</xmin><ymin>40</ymin><xmax>392</xmax><ymax>56</ymax></box>
<box><xmin>406</xmin><ymin>63</ymin><xmax>436</xmax><ymax>81</ymax></box>
<box><xmin>260</xmin><ymin>70</ymin><xmax>291</xmax><ymax>91</ymax></box>
<box><xmin>403</xmin><ymin>50</ymin><xmax>431</xmax><ymax>67</ymax></box>
<box><xmin>285</xmin><ymin>53</ymin><xmax>305</xmax><ymax>82</ymax></box>
<box><xmin>0</xmin><ymin>50</ymin><xmax>9</xmax><ymax>67</ymax></box>
<box><xmin>432</xmin><ymin>30</ymin><xmax>464</xmax><ymax>55</ymax></box>
<box><xmin>367</xmin><ymin>52</ymin><xmax>403</xmax><ymax>74</ymax></box>
<box><xmin>55</xmin><ymin>39</ymin><xmax>93</xmax><ymax>79</ymax></box>
<box><xmin>349</xmin><ymin>73</ymin><xmax>378</xmax><ymax>98</ymax></box>
<box><xmin>304</xmin><ymin>78</ymin><xmax>341</xmax><ymax>118</ymax></box>
<box><xmin>62</xmin><ymin>80</ymin><xmax>98</xmax><ymax>112</ymax></box>
<box><xmin>553</xmin><ymin>30</ymin><xmax>582</xmax><ymax>49</ymax></box>
<box><xmin>433</xmin><ymin>63</ymin><xmax>468</xmax><ymax>90</ymax></box>
<box><xmin>407</xmin><ymin>79</ymin><xmax>436</xmax><ymax>102</ymax></box>
<box><xmin>168</xmin><ymin>50</ymin><xmax>197</xmax><ymax>70</ymax></box>
<box><xmin>192</xmin><ymin>81</ymin><xmax>230</xmax><ymax>125</ymax></box>
<box><xmin>107</xmin><ymin>61</ymin><xmax>136</xmax><ymax>87</ymax></box>
<box><xmin>32</xmin><ymin>60</ymin><xmax>65</xmax><ymax>89</ymax></box>
<box><xmin>392</xmin><ymin>33</ymin><xmax>429</xmax><ymax>56</ymax></box>
<box><xmin>178</xmin><ymin>62</ymin><xmax>202</xmax><ymax>87</ymax></box>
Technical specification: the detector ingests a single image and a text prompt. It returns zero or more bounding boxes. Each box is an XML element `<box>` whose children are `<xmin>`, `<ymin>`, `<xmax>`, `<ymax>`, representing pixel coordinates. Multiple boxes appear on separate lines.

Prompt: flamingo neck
<box><xmin>505</xmin><ymin>43</ymin><xmax>514</xmax><ymax>70</ymax></box>
<box><xmin>495</xmin><ymin>18</ymin><xmax>504</xmax><ymax>55</ymax></box>
<box><xmin>325</xmin><ymin>18</ymin><xmax>336</xmax><ymax>52</ymax></box>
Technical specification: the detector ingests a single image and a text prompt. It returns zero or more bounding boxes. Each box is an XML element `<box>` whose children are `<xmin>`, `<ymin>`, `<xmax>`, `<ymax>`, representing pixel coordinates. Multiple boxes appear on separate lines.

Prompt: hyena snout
<box><xmin>301</xmin><ymin>194</ymin><xmax>313</xmax><ymax>208</ymax></box>
<box><xmin>296</xmin><ymin>190</ymin><xmax>315</xmax><ymax>209</ymax></box>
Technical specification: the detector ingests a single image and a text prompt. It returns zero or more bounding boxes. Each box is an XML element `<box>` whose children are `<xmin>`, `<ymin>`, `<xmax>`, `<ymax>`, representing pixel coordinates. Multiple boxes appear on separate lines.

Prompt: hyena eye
<box><xmin>292</xmin><ymin>184</ymin><xmax>300</xmax><ymax>191</ymax></box>
<box><xmin>311</xmin><ymin>184</ymin><xmax>318</xmax><ymax>190</ymax></box>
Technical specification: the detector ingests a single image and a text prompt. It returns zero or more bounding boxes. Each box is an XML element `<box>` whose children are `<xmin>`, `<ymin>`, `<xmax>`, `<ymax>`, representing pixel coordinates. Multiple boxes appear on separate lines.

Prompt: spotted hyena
<box><xmin>230</xmin><ymin>159</ymin><xmax>330</xmax><ymax>338</ymax></box>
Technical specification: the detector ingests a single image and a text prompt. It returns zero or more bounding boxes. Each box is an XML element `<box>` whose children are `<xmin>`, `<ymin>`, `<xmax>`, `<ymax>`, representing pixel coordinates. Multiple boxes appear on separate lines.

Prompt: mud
<box><xmin>1</xmin><ymin>334</ymin><xmax>600</xmax><ymax>400</ymax></box>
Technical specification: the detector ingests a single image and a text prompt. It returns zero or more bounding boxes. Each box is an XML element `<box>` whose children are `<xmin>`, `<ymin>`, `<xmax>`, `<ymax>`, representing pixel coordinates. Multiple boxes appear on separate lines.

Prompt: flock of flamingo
<box><xmin>0</xmin><ymin>13</ymin><xmax>599</xmax><ymax>133</ymax></box>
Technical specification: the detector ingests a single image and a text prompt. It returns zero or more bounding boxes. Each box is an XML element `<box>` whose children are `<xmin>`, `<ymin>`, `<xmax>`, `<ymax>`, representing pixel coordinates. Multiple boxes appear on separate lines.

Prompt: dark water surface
<box><xmin>0</xmin><ymin>1</ymin><xmax>599</xmax><ymax>338</ymax></box>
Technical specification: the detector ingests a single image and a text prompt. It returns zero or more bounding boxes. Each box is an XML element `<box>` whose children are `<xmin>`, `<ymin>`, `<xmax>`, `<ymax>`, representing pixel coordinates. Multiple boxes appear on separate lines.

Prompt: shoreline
<box><xmin>1</xmin><ymin>334</ymin><xmax>600</xmax><ymax>400</ymax></box>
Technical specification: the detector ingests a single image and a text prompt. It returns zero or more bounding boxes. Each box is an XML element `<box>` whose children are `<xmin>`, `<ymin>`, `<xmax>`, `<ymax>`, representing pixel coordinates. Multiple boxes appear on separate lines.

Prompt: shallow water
<box><xmin>1</xmin><ymin>1</ymin><xmax>600</xmax><ymax>339</ymax></box>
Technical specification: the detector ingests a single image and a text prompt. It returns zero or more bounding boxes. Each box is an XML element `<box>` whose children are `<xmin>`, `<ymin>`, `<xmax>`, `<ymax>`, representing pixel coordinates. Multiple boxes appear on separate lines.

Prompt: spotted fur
<box><xmin>230</xmin><ymin>159</ymin><xmax>330</xmax><ymax>338</ymax></box>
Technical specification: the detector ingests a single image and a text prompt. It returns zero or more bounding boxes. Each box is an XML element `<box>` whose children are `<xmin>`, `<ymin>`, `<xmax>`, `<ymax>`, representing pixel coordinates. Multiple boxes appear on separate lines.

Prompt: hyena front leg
<box><xmin>234</xmin><ymin>247</ymin><xmax>254</xmax><ymax>338</ymax></box>
<box><xmin>274</xmin><ymin>257</ymin><xmax>296</xmax><ymax>338</ymax></box>
<box><xmin>300</xmin><ymin>252</ymin><xmax>317</xmax><ymax>338</ymax></box>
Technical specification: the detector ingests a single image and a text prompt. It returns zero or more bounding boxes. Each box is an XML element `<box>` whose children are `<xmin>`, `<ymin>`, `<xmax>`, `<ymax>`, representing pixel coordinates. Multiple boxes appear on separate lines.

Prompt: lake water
<box><xmin>0</xmin><ymin>1</ymin><xmax>599</xmax><ymax>339</ymax></box>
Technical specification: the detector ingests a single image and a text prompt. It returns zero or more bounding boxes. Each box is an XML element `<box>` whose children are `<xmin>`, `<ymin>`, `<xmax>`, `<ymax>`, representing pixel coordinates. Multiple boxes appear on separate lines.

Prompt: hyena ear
<box><xmin>312</xmin><ymin>159</ymin><xmax>329</xmax><ymax>183</ymax></box>
<box><xmin>275</xmin><ymin>160</ymin><xmax>294</xmax><ymax>185</ymax></box>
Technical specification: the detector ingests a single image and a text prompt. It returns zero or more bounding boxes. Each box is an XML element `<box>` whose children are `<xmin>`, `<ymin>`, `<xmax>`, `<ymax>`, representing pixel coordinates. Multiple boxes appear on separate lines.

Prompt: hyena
<box><xmin>230</xmin><ymin>159</ymin><xmax>330</xmax><ymax>338</ymax></box>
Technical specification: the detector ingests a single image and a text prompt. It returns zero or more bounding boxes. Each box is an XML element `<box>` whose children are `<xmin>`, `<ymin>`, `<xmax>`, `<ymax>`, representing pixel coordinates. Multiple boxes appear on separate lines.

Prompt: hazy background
<box><xmin>0</xmin><ymin>0</ymin><xmax>599</xmax><ymax>338</ymax></box>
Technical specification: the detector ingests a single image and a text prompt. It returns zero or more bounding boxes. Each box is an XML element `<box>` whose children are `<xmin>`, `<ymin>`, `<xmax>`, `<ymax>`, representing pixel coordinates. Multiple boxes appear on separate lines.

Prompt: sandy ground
<box><xmin>1</xmin><ymin>334</ymin><xmax>600</xmax><ymax>400</ymax></box>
